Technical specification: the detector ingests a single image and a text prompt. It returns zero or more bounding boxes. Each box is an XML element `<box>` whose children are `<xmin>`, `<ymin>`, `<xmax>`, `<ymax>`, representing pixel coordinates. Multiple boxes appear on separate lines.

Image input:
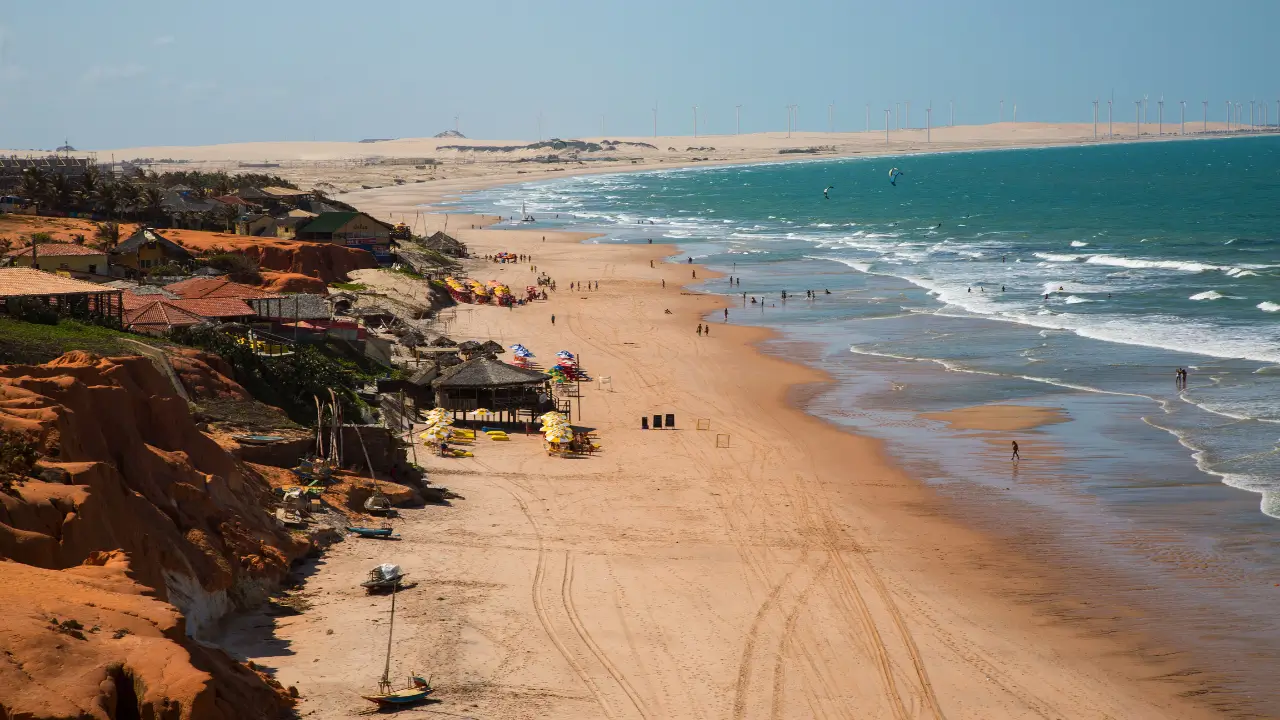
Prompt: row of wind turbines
<box><xmin>503</xmin><ymin>97</ymin><xmax>1280</xmax><ymax>142</ymax></box>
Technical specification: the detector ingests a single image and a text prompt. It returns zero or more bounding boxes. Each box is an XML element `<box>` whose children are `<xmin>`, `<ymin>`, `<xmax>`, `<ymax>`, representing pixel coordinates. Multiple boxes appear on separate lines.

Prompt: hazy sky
<box><xmin>1</xmin><ymin>0</ymin><xmax>1277</xmax><ymax>149</ymax></box>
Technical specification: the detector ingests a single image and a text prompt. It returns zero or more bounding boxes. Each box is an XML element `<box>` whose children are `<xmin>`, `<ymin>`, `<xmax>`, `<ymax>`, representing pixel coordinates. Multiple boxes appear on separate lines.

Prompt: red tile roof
<box><xmin>6</xmin><ymin>243</ymin><xmax>108</xmax><ymax>258</ymax></box>
<box><xmin>0</xmin><ymin>268</ymin><xmax>119</xmax><ymax>298</ymax></box>
<box><xmin>124</xmin><ymin>300</ymin><xmax>207</xmax><ymax>331</ymax></box>
<box><xmin>163</xmin><ymin>277</ymin><xmax>280</xmax><ymax>301</ymax></box>
<box><xmin>168</xmin><ymin>297</ymin><xmax>256</xmax><ymax>318</ymax></box>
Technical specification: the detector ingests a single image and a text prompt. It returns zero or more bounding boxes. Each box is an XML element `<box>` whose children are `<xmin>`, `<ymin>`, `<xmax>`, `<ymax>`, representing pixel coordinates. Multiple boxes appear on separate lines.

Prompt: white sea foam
<box><xmin>1259</xmin><ymin>302</ymin><xmax>1280</xmax><ymax>313</ymax></box>
<box><xmin>1070</xmin><ymin>240</ymin><xmax>1089</xmax><ymax>247</ymax></box>
<box><xmin>1063</xmin><ymin>295</ymin><xmax>1093</xmax><ymax>304</ymax></box>
<box><xmin>1190</xmin><ymin>291</ymin><xmax>1225</xmax><ymax>300</ymax></box>
<box><xmin>1033</xmin><ymin>252</ymin><xmax>1082</xmax><ymax>262</ymax></box>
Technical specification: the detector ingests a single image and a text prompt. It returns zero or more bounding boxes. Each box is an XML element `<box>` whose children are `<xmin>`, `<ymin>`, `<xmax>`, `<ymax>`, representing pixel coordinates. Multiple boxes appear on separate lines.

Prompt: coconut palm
<box><xmin>19</xmin><ymin>167</ymin><xmax>47</xmax><ymax>212</ymax></box>
<box><xmin>141</xmin><ymin>187</ymin><xmax>166</xmax><ymax>224</ymax></box>
<box><xmin>47</xmin><ymin>173</ymin><xmax>74</xmax><ymax>213</ymax></box>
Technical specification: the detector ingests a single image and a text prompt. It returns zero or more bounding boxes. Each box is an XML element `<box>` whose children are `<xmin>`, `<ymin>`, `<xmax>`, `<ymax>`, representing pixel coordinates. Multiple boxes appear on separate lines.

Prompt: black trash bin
<box><xmin>652</xmin><ymin>414</ymin><xmax>663</xmax><ymax>429</ymax></box>
<box><xmin>641</xmin><ymin>416</ymin><xmax>649</xmax><ymax>430</ymax></box>
<box><xmin>665</xmin><ymin>413</ymin><xmax>675</xmax><ymax>428</ymax></box>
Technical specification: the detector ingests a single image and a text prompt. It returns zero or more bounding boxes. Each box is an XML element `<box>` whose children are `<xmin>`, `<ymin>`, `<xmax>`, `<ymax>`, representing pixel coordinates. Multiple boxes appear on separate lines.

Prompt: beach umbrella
<box><xmin>557</xmin><ymin>351</ymin><xmax>574</xmax><ymax>358</ymax></box>
<box><xmin>473</xmin><ymin>408</ymin><xmax>492</xmax><ymax>418</ymax></box>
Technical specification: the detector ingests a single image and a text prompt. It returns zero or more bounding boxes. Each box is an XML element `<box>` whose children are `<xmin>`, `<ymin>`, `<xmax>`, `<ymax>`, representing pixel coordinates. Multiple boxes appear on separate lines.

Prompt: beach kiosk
<box><xmin>430</xmin><ymin>357</ymin><xmax>554</xmax><ymax>424</ymax></box>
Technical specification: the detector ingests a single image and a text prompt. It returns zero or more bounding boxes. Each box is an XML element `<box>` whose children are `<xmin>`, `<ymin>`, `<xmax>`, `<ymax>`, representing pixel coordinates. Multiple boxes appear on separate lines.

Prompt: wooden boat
<box><xmin>347</xmin><ymin>525</ymin><xmax>400</xmax><ymax>539</ymax></box>
<box><xmin>364</xmin><ymin>489</ymin><xmax>393</xmax><ymax>515</ymax></box>
<box><xmin>361</xmin><ymin>580</ymin><xmax>433</xmax><ymax>707</ymax></box>
<box><xmin>232</xmin><ymin>434</ymin><xmax>285</xmax><ymax>445</ymax></box>
<box><xmin>361</xmin><ymin>563</ymin><xmax>407</xmax><ymax>592</ymax></box>
<box><xmin>421</xmin><ymin>486</ymin><xmax>449</xmax><ymax>504</ymax></box>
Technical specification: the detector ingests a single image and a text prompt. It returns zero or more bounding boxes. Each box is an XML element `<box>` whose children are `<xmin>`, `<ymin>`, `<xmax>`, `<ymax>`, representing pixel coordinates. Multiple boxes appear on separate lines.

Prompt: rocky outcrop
<box><xmin>0</xmin><ymin>352</ymin><xmax>305</xmax><ymax>719</ymax></box>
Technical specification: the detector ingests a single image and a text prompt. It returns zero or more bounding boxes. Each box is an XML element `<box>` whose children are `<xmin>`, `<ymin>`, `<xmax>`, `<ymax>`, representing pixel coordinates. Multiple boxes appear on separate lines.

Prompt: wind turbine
<box><xmin>866</xmin><ymin>104</ymin><xmax>871</xmax><ymax>133</ymax></box>
<box><xmin>1000</xmin><ymin>98</ymin><xmax>1004</xmax><ymax>123</ymax></box>
<box><xmin>786</xmin><ymin>104</ymin><xmax>796</xmax><ymax>137</ymax></box>
<box><xmin>895</xmin><ymin>102</ymin><xmax>900</xmax><ymax>129</ymax></box>
<box><xmin>1203</xmin><ymin>100</ymin><xmax>1208</xmax><ymax>133</ymax></box>
<box><xmin>692</xmin><ymin>105</ymin><xmax>698</xmax><ymax>138</ymax></box>
<box><xmin>1180</xmin><ymin>100</ymin><xmax>1186</xmax><ymax>135</ymax></box>
<box><xmin>1135</xmin><ymin>100</ymin><xmax>1141</xmax><ymax>136</ymax></box>
<box><xmin>1108</xmin><ymin>99</ymin><xmax>1113</xmax><ymax>138</ymax></box>
<box><xmin>735</xmin><ymin>105</ymin><xmax>742</xmax><ymax>135</ymax></box>
<box><xmin>926</xmin><ymin>105</ymin><xmax>932</xmax><ymax>142</ymax></box>
<box><xmin>828</xmin><ymin>101</ymin><xmax>835</xmax><ymax>133</ymax></box>
<box><xmin>1092</xmin><ymin>99</ymin><xmax>1099</xmax><ymax>139</ymax></box>
<box><xmin>1013</xmin><ymin>101</ymin><xmax>1017</xmax><ymax>123</ymax></box>
<box><xmin>1250</xmin><ymin>99</ymin><xmax>1256</xmax><ymax>131</ymax></box>
<box><xmin>1226</xmin><ymin>100</ymin><xmax>1231</xmax><ymax>132</ymax></box>
<box><xmin>884</xmin><ymin>109</ymin><xmax>890</xmax><ymax>144</ymax></box>
<box><xmin>537</xmin><ymin>111</ymin><xmax>543</xmax><ymax>141</ymax></box>
<box><xmin>950</xmin><ymin>99</ymin><xmax>955</xmax><ymax>126</ymax></box>
<box><xmin>652</xmin><ymin>102</ymin><xmax>658</xmax><ymax>138</ymax></box>
<box><xmin>1158</xmin><ymin>97</ymin><xmax>1164</xmax><ymax>135</ymax></box>
<box><xmin>905</xmin><ymin>100</ymin><xmax>911</xmax><ymax>129</ymax></box>
<box><xmin>1143</xmin><ymin>94</ymin><xmax>1149</xmax><ymax>123</ymax></box>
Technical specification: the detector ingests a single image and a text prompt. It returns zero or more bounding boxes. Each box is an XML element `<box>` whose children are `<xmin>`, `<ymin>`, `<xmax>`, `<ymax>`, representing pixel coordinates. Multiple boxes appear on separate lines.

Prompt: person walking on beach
<box><xmin>661</xmin><ymin>279</ymin><xmax>665</xmax><ymax>288</ymax></box>
<box><xmin>697</xmin><ymin>324</ymin><xmax>702</xmax><ymax>337</ymax></box>
<box><xmin>723</xmin><ymin>308</ymin><xmax>728</xmax><ymax>322</ymax></box>
<box><xmin>704</xmin><ymin>325</ymin><xmax>710</xmax><ymax>336</ymax></box>
<box><xmin>1011</xmin><ymin>440</ymin><xmax>1021</xmax><ymax>463</ymax></box>
<box><xmin>692</xmin><ymin>270</ymin><xmax>697</xmax><ymax>279</ymax></box>
<box><xmin>551</xmin><ymin>314</ymin><xmax>556</xmax><ymax>325</ymax></box>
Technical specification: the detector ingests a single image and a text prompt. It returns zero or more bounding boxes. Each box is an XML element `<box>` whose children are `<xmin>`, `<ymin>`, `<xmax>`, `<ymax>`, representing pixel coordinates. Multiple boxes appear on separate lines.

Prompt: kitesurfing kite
<box><xmin>823</xmin><ymin>185</ymin><xmax>834</xmax><ymax>199</ymax></box>
<box><xmin>888</xmin><ymin>168</ymin><xmax>903</xmax><ymax>186</ymax></box>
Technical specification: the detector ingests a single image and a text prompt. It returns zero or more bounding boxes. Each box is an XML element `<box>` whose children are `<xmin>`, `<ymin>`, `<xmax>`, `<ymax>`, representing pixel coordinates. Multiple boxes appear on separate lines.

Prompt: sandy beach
<box><xmin>212</xmin><ymin>152</ymin><xmax>1244</xmax><ymax>717</ymax></box>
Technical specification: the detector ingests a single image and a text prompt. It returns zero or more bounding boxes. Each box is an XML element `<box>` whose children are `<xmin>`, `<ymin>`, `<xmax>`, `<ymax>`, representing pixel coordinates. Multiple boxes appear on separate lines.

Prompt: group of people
<box><xmin>695</xmin><ymin>323</ymin><xmax>712</xmax><ymax>337</ymax></box>
<box><xmin>570</xmin><ymin>281</ymin><xmax>600</xmax><ymax>291</ymax></box>
<box><xmin>1175</xmin><ymin>367</ymin><xmax>1191</xmax><ymax>390</ymax></box>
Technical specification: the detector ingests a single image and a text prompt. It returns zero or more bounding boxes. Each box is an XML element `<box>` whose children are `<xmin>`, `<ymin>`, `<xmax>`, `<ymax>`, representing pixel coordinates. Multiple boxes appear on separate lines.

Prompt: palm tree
<box><xmin>95</xmin><ymin>182</ymin><xmax>122</xmax><ymax>220</ymax></box>
<box><xmin>142</xmin><ymin>187</ymin><xmax>166</xmax><ymax>225</ymax></box>
<box><xmin>79</xmin><ymin>166</ymin><xmax>101</xmax><ymax>211</ymax></box>
<box><xmin>48</xmin><ymin>173</ymin><xmax>74</xmax><ymax>214</ymax></box>
<box><xmin>19</xmin><ymin>167</ymin><xmax>47</xmax><ymax>213</ymax></box>
<box><xmin>215</xmin><ymin>201</ymin><xmax>239</xmax><ymax>232</ymax></box>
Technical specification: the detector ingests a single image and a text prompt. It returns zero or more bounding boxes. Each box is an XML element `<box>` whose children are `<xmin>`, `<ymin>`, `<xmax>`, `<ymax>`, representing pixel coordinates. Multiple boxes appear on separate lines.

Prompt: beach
<box><xmin>214</xmin><ymin>158</ymin><xmax>1249</xmax><ymax>717</ymax></box>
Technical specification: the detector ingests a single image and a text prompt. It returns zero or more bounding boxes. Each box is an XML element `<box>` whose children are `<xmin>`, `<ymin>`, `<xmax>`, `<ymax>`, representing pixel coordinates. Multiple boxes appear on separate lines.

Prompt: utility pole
<box><xmin>1092</xmin><ymin>100</ymin><xmax>1099</xmax><ymax>139</ymax></box>
<box><xmin>692</xmin><ymin>105</ymin><xmax>698</xmax><ymax>138</ymax></box>
<box><xmin>884</xmin><ymin>109</ymin><xmax>890</xmax><ymax>144</ymax></box>
<box><xmin>735</xmin><ymin>105</ymin><xmax>742</xmax><ymax>135</ymax></box>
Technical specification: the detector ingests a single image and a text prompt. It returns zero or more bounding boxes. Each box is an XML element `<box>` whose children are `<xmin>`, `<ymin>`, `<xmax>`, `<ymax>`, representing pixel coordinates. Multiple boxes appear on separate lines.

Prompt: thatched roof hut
<box><xmin>431</xmin><ymin>357</ymin><xmax>552</xmax><ymax>422</ymax></box>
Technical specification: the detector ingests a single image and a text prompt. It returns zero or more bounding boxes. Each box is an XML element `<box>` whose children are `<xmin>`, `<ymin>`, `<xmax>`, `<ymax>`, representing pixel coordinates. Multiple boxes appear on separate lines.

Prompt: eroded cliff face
<box><xmin>0</xmin><ymin>352</ymin><xmax>304</xmax><ymax>719</ymax></box>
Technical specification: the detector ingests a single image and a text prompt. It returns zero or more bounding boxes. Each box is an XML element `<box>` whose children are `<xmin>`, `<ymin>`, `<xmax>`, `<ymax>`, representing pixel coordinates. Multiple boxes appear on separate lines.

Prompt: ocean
<box><xmin>454</xmin><ymin>136</ymin><xmax>1280</xmax><ymax>702</ymax></box>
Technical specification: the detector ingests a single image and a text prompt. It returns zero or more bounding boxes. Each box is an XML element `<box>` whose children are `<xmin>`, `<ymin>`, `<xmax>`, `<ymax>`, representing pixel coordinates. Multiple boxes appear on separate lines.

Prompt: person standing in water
<box><xmin>1011</xmin><ymin>440</ymin><xmax>1021</xmax><ymax>463</ymax></box>
<box><xmin>723</xmin><ymin>308</ymin><xmax>728</xmax><ymax>322</ymax></box>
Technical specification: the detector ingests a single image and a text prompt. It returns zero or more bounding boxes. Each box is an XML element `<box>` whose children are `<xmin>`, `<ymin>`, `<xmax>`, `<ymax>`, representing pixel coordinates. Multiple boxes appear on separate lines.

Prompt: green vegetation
<box><xmin>0</xmin><ymin>428</ymin><xmax>39</xmax><ymax>491</ymax></box>
<box><xmin>329</xmin><ymin>282</ymin><xmax>367</xmax><ymax>292</ymax></box>
<box><xmin>389</xmin><ymin>266</ymin><xmax>424</xmax><ymax>280</ymax></box>
<box><xmin>0</xmin><ymin>317</ymin><xmax>162</xmax><ymax>365</ymax></box>
<box><xmin>170</xmin><ymin>326</ymin><xmax>368</xmax><ymax>425</ymax></box>
<box><xmin>205</xmin><ymin>253</ymin><xmax>261</xmax><ymax>283</ymax></box>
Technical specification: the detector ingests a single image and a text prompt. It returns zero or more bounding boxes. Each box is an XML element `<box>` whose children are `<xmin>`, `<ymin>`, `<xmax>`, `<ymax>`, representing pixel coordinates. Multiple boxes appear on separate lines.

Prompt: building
<box><xmin>431</xmin><ymin>357</ymin><xmax>553</xmax><ymax>423</ymax></box>
<box><xmin>123</xmin><ymin>299</ymin><xmax>208</xmax><ymax>335</ymax></box>
<box><xmin>235</xmin><ymin>213</ymin><xmax>277</xmax><ymax>237</ymax></box>
<box><xmin>0</xmin><ymin>268</ymin><xmax>124</xmax><ymax>324</ymax></box>
<box><xmin>4</xmin><ymin>243</ymin><xmax>109</xmax><ymax>277</ymax></box>
<box><xmin>274</xmin><ymin>216</ymin><xmax>311</xmax><ymax>240</ymax></box>
<box><xmin>110</xmin><ymin>228</ymin><xmax>194</xmax><ymax>278</ymax></box>
<box><xmin>297</xmin><ymin>212</ymin><xmax>394</xmax><ymax>262</ymax></box>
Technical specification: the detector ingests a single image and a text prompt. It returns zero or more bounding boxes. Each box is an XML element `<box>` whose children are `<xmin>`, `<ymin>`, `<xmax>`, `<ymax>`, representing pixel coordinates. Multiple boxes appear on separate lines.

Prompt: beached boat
<box><xmin>362</xmin><ymin>563</ymin><xmax>407</xmax><ymax>592</ymax></box>
<box><xmin>421</xmin><ymin>486</ymin><xmax>449</xmax><ymax>504</ymax></box>
<box><xmin>347</xmin><ymin>525</ymin><xmax>400</xmax><ymax>539</ymax></box>
<box><xmin>364</xmin><ymin>489</ymin><xmax>393</xmax><ymax>515</ymax></box>
<box><xmin>361</xmin><ymin>580</ymin><xmax>433</xmax><ymax>707</ymax></box>
<box><xmin>232</xmin><ymin>434</ymin><xmax>285</xmax><ymax>445</ymax></box>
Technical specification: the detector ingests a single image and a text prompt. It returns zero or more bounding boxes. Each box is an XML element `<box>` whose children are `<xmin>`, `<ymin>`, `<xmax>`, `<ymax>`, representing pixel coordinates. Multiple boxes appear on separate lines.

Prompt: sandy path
<box><xmin>218</xmin><ymin>225</ymin><xmax>1224</xmax><ymax>718</ymax></box>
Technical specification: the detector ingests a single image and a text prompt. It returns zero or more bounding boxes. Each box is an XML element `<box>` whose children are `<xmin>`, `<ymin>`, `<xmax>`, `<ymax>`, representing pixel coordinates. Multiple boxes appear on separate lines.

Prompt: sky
<box><xmin>1</xmin><ymin>0</ymin><xmax>1277</xmax><ymax>150</ymax></box>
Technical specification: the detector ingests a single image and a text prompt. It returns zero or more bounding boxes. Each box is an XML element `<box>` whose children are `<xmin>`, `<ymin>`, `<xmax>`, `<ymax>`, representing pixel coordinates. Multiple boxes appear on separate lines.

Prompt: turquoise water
<box><xmin>457</xmin><ymin>138</ymin><xmax>1280</xmax><ymax>705</ymax></box>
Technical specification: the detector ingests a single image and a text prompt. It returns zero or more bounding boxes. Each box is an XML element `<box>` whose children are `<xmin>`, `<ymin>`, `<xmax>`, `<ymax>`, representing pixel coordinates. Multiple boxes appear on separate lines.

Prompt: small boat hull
<box><xmin>361</xmin><ymin>687</ymin><xmax>432</xmax><ymax>707</ymax></box>
<box><xmin>347</xmin><ymin>526</ymin><xmax>395</xmax><ymax>538</ymax></box>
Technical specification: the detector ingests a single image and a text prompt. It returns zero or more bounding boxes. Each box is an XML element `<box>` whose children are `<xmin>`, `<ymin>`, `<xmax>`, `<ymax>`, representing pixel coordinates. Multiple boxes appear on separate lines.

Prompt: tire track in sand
<box><xmin>481</xmin><ymin>465</ymin><xmax>616</xmax><ymax>719</ymax></box>
<box><xmin>562</xmin><ymin>551</ymin><xmax>652</xmax><ymax>719</ymax></box>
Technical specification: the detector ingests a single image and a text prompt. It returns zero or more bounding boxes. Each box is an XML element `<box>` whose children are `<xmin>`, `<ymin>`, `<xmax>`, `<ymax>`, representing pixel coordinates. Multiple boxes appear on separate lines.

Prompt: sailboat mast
<box><xmin>382</xmin><ymin>583</ymin><xmax>396</xmax><ymax>684</ymax></box>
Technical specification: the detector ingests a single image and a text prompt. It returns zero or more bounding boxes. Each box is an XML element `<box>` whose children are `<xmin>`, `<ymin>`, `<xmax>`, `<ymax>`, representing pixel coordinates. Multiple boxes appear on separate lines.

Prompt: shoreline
<box><xmin>222</xmin><ymin>148</ymin><xmax>1243</xmax><ymax>717</ymax></box>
